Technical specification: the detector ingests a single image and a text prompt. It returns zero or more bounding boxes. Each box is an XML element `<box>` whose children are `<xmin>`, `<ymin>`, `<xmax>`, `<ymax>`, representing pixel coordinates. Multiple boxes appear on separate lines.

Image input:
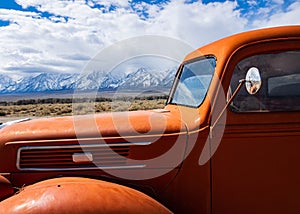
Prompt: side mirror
<box><xmin>211</xmin><ymin>67</ymin><xmax>262</xmax><ymax>132</ymax></box>
<box><xmin>245</xmin><ymin>67</ymin><xmax>262</xmax><ymax>95</ymax></box>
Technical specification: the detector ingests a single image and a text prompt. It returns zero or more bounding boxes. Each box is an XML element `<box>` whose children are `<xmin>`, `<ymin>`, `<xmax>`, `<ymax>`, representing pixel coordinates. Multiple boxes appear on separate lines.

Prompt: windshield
<box><xmin>168</xmin><ymin>56</ymin><xmax>216</xmax><ymax>107</ymax></box>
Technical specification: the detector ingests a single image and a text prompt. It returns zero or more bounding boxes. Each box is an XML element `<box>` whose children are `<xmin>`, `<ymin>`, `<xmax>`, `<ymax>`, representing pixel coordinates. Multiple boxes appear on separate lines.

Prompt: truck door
<box><xmin>212</xmin><ymin>40</ymin><xmax>300</xmax><ymax>214</ymax></box>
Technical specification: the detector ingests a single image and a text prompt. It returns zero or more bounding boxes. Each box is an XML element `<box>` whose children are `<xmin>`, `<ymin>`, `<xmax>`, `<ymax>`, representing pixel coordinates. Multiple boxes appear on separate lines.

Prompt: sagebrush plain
<box><xmin>0</xmin><ymin>97</ymin><xmax>167</xmax><ymax>124</ymax></box>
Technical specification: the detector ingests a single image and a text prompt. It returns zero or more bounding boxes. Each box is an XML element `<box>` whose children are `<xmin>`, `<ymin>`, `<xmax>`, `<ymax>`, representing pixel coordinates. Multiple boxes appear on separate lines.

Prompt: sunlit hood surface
<box><xmin>0</xmin><ymin>109</ymin><xmax>187</xmax><ymax>145</ymax></box>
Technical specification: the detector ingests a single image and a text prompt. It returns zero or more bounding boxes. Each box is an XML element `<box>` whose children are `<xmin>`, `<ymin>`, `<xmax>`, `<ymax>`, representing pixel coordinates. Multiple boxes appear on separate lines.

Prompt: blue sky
<box><xmin>0</xmin><ymin>0</ymin><xmax>297</xmax><ymax>23</ymax></box>
<box><xmin>0</xmin><ymin>0</ymin><xmax>299</xmax><ymax>77</ymax></box>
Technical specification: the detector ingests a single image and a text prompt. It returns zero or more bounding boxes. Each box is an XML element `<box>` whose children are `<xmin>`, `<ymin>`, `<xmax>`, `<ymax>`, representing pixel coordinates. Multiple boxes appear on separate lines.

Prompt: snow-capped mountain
<box><xmin>14</xmin><ymin>73</ymin><xmax>78</xmax><ymax>93</ymax></box>
<box><xmin>0</xmin><ymin>67</ymin><xmax>176</xmax><ymax>94</ymax></box>
<box><xmin>0</xmin><ymin>74</ymin><xmax>16</xmax><ymax>93</ymax></box>
<box><xmin>74</xmin><ymin>69</ymin><xmax>106</xmax><ymax>91</ymax></box>
<box><xmin>118</xmin><ymin>67</ymin><xmax>170</xmax><ymax>89</ymax></box>
<box><xmin>0</xmin><ymin>73</ymin><xmax>79</xmax><ymax>94</ymax></box>
<box><xmin>99</xmin><ymin>72</ymin><xmax>125</xmax><ymax>90</ymax></box>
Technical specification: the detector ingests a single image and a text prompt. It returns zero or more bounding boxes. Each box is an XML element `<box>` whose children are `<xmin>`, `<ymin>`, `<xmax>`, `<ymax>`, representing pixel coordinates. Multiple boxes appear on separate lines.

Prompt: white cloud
<box><xmin>271</xmin><ymin>0</ymin><xmax>284</xmax><ymax>5</ymax></box>
<box><xmin>252</xmin><ymin>2</ymin><xmax>300</xmax><ymax>28</ymax></box>
<box><xmin>0</xmin><ymin>0</ymin><xmax>299</xmax><ymax>77</ymax></box>
<box><xmin>146</xmin><ymin>0</ymin><xmax>247</xmax><ymax>47</ymax></box>
<box><xmin>247</xmin><ymin>0</ymin><xmax>257</xmax><ymax>6</ymax></box>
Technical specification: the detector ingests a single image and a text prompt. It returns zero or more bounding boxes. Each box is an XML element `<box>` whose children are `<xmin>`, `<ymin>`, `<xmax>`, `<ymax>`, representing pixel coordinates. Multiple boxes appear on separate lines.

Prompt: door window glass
<box><xmin>169</xmin><ymin>56</ymin><xmax>216</xmax><ymax>107</ymax></box>
<box><xmin>230</xmin><ymin>50</ymin><xmax>300</xmax><ymax>112</ymax></box>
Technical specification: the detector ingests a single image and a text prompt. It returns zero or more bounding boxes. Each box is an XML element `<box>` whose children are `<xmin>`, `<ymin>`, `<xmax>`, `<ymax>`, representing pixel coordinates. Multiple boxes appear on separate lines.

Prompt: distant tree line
<box><xmin>0</xmin><ymin>95</ymin><xmax>169</xmax><ymax>106</ymax></box>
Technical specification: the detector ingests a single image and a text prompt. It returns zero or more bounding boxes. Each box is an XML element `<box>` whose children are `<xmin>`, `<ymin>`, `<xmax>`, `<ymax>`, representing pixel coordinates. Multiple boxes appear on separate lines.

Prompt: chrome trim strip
<box><xmin>16</xmin><ymin>165</ymin><xmax>146</xmax><ymax>172</ymax></box>
<box><xmin>16</xmin><ymin>142</ymin><xmax>150</xmax><ymax>171</ymax></box>
<box><xmin>17</xmin><ymin>142</ymin><xmax>151</xmax><ymax>151</ymax></box>
<box><xmin>0</xmin><ymin>118</ymin><xmax>31</xmax><ymax>129</ymax></box>
<box><xmin>5</xmin><ymin>130</ymin><xmax>187</xmax><ymax>146</ymax></box>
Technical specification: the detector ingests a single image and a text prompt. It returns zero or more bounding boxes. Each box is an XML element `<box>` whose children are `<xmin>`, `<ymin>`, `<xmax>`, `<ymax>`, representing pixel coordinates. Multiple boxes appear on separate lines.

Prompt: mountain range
<box><xmin>0</xmin><ymin>67</ymin><xmax>177</xmax><ymax>94</ymax></box>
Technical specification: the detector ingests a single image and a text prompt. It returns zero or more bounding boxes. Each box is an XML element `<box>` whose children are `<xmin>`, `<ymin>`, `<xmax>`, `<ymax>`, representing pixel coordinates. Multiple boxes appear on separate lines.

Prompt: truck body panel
<box><xmin>1</xmin><ymin>25</ymin><xmax>300</xmax><ymax>213</ymax></box>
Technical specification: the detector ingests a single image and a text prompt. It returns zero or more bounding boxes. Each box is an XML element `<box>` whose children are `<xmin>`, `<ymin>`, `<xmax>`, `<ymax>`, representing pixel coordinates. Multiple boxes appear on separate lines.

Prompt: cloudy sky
<box><xmin>0</xmin><ymin>0</ymin><xmax>299</xmax><ymax>77</ymax></box>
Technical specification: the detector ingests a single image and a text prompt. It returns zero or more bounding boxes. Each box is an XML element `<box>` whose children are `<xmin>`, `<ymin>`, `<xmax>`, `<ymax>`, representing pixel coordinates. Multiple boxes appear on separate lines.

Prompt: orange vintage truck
<box><xmin>0</xmin><ymin>25</ymin><xmax>300</xmax><ymax>213</ymax></box>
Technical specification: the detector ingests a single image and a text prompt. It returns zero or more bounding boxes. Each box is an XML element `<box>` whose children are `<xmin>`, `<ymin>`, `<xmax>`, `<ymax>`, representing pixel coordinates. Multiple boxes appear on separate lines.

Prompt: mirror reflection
<box><xmin>245</xmin><ymin>67</ymin><xmax>262</xmax><ymax>95</ymax></box>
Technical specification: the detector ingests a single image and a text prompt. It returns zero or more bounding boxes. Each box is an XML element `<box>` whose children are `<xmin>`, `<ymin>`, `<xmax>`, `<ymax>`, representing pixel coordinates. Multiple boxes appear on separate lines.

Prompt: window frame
<box><xmin>167</xmin><ymin>55</ymin><xmax>217</xmax><ymax>108</ymax></box>
<box><xmin>225</xmin><ymin>39</ymin><xmax>300</xmax><ymax>114</ymax></box>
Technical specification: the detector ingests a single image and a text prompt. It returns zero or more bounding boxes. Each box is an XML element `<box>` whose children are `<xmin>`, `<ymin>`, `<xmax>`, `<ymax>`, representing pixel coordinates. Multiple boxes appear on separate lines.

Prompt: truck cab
<box><xmin>1</xmin><ymin>25</ymin><xmax>300</xmax><ymax>213</ymax></box>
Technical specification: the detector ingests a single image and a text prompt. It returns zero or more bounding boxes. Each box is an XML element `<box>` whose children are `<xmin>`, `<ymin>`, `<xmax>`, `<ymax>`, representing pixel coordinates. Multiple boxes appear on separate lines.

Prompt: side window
<box><xmin>230</xmin><ymin>50</ymin><xmax>300</xmax><ymax>112</ymax></box>
<box><xmin>170</xmin><ymin>56</ymin><xmax>216</xmax><ymax>108</ymax></box>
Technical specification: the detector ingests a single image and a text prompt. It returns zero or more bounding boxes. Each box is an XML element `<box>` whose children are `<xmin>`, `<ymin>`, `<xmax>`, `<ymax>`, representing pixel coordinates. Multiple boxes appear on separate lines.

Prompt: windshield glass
<box><xmin>168</xmin><ymin>56</ymin><xmax>216</xmax><ymax>107</ymax></box>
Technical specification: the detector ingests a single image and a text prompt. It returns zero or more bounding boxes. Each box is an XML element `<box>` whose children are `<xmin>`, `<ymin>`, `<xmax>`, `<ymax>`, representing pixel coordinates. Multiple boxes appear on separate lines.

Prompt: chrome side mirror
<box><xmin>245</xmin><ymin>67</ymin><xmax>262</xmax><ymax>95</ymax></box>
<box><xmin>211</xmin><ymin>67</ymin><xmax>262</xmax><ymax>133</ymax></box>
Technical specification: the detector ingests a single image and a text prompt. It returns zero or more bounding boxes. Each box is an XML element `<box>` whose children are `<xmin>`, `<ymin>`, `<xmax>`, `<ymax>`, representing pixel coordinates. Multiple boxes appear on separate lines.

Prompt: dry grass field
<box><xmin>0</xmin><ymin>98</ymin><xmax>167</xmax><ymax>123</ymax></box>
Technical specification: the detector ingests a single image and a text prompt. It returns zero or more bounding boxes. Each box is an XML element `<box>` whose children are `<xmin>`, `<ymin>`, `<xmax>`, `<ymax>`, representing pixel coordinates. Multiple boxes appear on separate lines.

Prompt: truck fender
<box><xmin>0</xmin><ymin>175</ymin><xmax>14</xmax><ymax>200</ymax></box>
<box><xmin>0</xmin><ymin>177</ymin><xmax>172</xmax><ymax>214</ymax></box>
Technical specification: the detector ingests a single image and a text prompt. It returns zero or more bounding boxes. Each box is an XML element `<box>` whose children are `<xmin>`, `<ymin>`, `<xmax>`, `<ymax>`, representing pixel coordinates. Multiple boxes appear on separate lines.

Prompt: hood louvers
<box><xmin>17</xmin><ymin>142</ymin><xmax>150</xmax><ymax>171</ymax></box>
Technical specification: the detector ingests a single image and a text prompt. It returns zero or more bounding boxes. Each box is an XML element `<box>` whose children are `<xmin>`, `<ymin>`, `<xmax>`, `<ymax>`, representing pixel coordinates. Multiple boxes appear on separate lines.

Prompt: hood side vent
<box><xmin>17</xmin><ymin>142</ymin><xmax>149</xmax><ymax>171</ymax></box>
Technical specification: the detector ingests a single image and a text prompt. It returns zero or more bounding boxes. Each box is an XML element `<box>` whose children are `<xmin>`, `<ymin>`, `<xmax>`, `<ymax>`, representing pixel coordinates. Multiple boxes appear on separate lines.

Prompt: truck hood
<box><xmin>0</xmin><ymin>109</ymin><xmax>187</xmax><ymax>144</ymax></box>
<box><xmin>0</xmin><ymin>109</ymin><xmax>188</xmax><ymax>190</ymax></box>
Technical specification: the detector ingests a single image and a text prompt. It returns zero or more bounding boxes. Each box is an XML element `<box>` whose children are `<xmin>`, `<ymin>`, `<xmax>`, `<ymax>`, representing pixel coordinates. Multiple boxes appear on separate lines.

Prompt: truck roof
<box><xmin>184</xmin><ymin>25</ymin><xmax>300</xmax><ymax>62</ymax></box>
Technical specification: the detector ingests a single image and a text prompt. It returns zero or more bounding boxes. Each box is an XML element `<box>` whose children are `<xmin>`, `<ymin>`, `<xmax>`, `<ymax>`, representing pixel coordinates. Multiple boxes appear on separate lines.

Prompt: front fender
<box><xmin>0</xmin><ymin>175</ymin><xmax>14</xmax><ymax>200</ymax></box>
<box><xmin>0</xmin><ymin>177</ymin><xmax>172</xmax><ymax>213</ymax></box>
